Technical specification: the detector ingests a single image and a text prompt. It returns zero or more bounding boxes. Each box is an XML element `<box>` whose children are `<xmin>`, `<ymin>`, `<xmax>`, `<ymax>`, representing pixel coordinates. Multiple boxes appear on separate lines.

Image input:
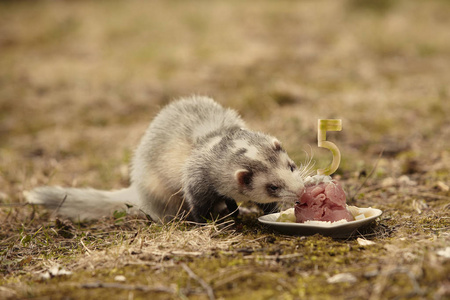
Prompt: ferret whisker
<box><xmin>299</xmin><ymin>157</ymin><xmax>316</xmax><ymax>178</ymax></box>
<box><xmin>304</xmin><ymin>156</ymin><xmax>316</xmax><ymax>173</ymax></box>
<box><xmin>278</xmin><ymin>196</ymin><xmax>298</xmax><ymax>205</ymax></box>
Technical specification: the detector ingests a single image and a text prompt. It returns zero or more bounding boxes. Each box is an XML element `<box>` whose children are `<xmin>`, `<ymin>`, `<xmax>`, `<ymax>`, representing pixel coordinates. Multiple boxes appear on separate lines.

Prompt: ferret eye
<box><xmin>268</xmin><ymin>185</ymin><xmax>279</xmax><ymax>191</ymax></box>
<box><xmin>289</xmin><ymin>164</ymin><xmax>296</xmax><ymax>172</ymax></box>
<box><xmin>266</xmin><ymin>184</ymin><xmax>281</xmax><ymax>197</ymax></box>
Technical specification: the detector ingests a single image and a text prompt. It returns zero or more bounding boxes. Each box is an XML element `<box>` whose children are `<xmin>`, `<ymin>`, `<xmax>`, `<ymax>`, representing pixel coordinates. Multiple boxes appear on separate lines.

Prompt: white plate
<box><xmin>258</xmin><ymin>207</ymin><xmax>382</xmax><ymax>238</ymax></box>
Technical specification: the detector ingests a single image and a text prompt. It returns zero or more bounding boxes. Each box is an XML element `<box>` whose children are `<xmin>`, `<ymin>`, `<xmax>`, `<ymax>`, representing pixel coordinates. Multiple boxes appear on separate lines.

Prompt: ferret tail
<box><xmin>24</xmin><ymin>185</ymin><xmax>140</xmax><ymax>221</ymax></box>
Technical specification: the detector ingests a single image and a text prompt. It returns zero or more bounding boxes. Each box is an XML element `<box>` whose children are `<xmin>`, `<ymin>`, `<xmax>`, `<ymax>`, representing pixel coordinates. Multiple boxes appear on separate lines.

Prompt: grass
<box><xmin>1</xmin><ymin>0</ymin><xmax>449</xmax><ymax>299</ymax></box>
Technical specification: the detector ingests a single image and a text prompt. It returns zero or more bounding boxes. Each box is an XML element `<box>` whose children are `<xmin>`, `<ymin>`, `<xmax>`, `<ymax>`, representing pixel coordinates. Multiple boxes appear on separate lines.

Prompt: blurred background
<box><xmin>0</xmin><ymin>0</ymin><xmax>449</xmax><ymax>199</ymax></box>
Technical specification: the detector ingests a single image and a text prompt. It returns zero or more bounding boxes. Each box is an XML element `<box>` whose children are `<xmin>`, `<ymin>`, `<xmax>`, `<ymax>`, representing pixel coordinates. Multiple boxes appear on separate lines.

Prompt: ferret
<box><xmin>26</xmin><ymin>96</ymin><xmax>307</xmax><ymax>223</ymax></box>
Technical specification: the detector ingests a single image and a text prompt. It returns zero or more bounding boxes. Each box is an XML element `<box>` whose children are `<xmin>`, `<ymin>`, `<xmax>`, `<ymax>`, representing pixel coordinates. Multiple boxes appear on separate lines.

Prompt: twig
<box><xmin>212</xmin><ymin>270</ymin><xmax>254</xmax><ymax>289</ymax></box>
<box><xmin>79</xmin><ymin>238</ymin><xmax>92</xmax><ymax>256</ymax></box>
<box><xmin>51</xmin><ymin>194</ymin><xmax>68</xmax><ymax>218</ymax></box>
<box><xmin>408</xmin><ymin>192</ymin><xmax>450</xmax><ymax>202</ymax></box>
<box><xmin>369</xmin><ymin>267</ymin><xmax>424</xmax><ymax>300</ymax></box>
<box><xmin>0</xmin><ymin>203</ymin><xmax>28</xmax><ymax>207</ymax></box>
<box><xmin>81</xmin><ymin>282</ymin><xmax>175</xmax><ymax>293</ymax></box>
<box><xmin>181</xmin><ymin>263</ymin><xmax>215</xmax><ymax>300</ymax></box>
<box><xmin>349</xmin><ymin>149</ymin><xmax>384</xmax><ymax>201</ymax></box>
<box><xmin>243</xmin><ymin>253</ymin><xmax>304</xmax><ymax>260</ymax></box>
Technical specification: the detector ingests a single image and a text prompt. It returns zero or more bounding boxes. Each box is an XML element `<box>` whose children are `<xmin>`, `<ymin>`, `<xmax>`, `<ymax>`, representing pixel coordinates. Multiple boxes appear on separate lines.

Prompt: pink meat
<box><xmin>295</xmin><ymin>180</ymin><xmax>353</xmax><ymax>223</ymax></box>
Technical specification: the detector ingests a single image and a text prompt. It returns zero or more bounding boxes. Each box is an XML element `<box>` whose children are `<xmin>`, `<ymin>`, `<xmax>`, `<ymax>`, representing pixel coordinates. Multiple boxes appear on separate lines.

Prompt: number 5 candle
<box><xmin>317</xmin><ymin>119</ymin><xmax>342</xmax><ymax>176</ymax></box>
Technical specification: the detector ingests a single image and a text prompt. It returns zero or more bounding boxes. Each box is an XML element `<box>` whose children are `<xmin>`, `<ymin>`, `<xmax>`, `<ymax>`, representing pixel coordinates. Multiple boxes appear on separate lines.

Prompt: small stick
<box><xmin>51</xmin><ymin>194</ymin><xmax>68</xmax><ymax>218</ymax></box>
<box><xmin>181</xmin><ymin>263</ymin><xmax>215</xmax><ymax>300</ymax></box>
<box><xmin>349</xmin><ymin>149</ymin><xmax>384</xmax><ymax>201</ymax></box>
<box><xmin>243</xmin><ymin>253</ymin><xmax>304</xmax><ymax>260</ymax></box>
<box><xmin>81</xmin><ymin>282</ymin><xmax>175</xmax><ymax>293</ymax></box>
<box><xmin>79</xmin><ymin>238</ymin><xmax>92</xmax><ymax>256</ymax></box>
<box><xmin>0</xmin><ymin>203</ymin><xmax>28</xmax><ymax>207</ymax></box>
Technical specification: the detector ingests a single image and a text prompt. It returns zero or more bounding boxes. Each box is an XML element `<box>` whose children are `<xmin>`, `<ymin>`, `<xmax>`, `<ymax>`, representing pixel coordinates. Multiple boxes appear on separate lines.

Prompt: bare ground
<box><xmin>1</xmin><ymin>0</ymin><xmax>449</xmax><ymax>299</ymax></box>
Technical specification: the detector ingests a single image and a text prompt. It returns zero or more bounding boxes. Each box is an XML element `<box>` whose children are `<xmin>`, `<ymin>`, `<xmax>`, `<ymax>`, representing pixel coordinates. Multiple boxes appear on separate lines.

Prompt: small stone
<box><xmin>49</xmin><ymin>265</ymin><xmax>72</xmax><ymax>277</ymax></box>
<box><xmin>436</xmin><ymin>181</ymin><xmax>449</xmax><ymax>192</ymax></box>
<box><xmin>398</xmin><ymin>175</ymin><xmax>417</xmax><ymax>186</ymax></box>
<box><xmin>381</xmin><ymin>177</ymin><xmax>396</xmax><ymax>187</ymax></box>
<box><xmin>327</xmin><ymin>273</ymin><xmax>357</xmax><ymax>284</ymax></box>
<box><xmin>363</xmin><ymin>270</ymin><xmax>379</xmax><ymax>278</ymax></box>
<box><xmin>114</xmin><ymin>275</ymin><xmax>126</xmax><ymax>282</ymax></box>
<box><xmin>0</xmin><ymin>192</ymin><xmax>8</xmax><ymax>201</ymax></box>
<box><xmin>40</xmin><ymin>265</ymin><xmax>72</xmax><ymax>280</ymax></box>
<box><xmin>436</xmin><ymin>247</ymin><xmax>450</xmax><ymax>259</ymax></box>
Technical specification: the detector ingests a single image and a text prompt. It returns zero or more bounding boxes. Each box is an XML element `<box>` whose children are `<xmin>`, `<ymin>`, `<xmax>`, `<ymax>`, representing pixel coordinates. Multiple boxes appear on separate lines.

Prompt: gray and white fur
<box><xmin>26</xmin><ymin>96</ymin><xmax>306</xmax><ymax>223</ymax></box>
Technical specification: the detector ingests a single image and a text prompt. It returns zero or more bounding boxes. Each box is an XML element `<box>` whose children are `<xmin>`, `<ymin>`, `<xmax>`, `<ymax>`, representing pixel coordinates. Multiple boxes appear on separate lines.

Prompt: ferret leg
<box><xmin>224</xmin><ymin>198</ymin><xmax>239</xmax><ymax>218</ymax></box>
<box><xmin>184</xmin><ymin>184</ymin><xmax>233</xmax><ymax>222</ymax></box>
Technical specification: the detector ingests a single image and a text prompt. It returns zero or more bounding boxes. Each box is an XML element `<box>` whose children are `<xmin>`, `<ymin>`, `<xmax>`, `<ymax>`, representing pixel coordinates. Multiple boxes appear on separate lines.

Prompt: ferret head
<box><xmin>227</xmin><ymin>131</ymin><xmax>306</xmax><ymax>205</ymax></box>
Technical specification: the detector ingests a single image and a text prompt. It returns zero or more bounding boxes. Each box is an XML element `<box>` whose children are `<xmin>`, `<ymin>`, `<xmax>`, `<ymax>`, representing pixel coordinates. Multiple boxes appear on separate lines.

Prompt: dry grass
<box><xmin>1</xmin><ymin>0</ymin><xmax>449</xmax><ymax>299</ymax></box>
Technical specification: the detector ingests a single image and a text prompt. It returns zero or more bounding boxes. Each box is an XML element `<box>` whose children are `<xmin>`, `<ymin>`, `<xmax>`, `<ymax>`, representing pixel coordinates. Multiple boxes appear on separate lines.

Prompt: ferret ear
<box><xmin>272</xmin><ymin>139</ymin><xmax>282</xmax><ymax>151</ymax></box>
<box><xmin>235</xmin><ymin>169</ymin><xmax>253</xmax><ymax>186</ymax></box>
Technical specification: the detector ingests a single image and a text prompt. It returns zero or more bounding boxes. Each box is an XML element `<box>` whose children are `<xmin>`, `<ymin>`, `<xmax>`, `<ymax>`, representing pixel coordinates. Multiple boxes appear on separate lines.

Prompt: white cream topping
<box><xmin>304</xmin><ymin>174</ymin><xmax>333</xmax><ymax>186</ymax></box>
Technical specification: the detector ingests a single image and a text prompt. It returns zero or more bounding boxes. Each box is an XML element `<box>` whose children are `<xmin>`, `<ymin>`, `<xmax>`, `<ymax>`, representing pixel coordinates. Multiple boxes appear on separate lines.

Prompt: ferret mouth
<box><xmin>298</xmin><ymin>188</ymin><xmax>306</xmax><ymax>198</ymax></box>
